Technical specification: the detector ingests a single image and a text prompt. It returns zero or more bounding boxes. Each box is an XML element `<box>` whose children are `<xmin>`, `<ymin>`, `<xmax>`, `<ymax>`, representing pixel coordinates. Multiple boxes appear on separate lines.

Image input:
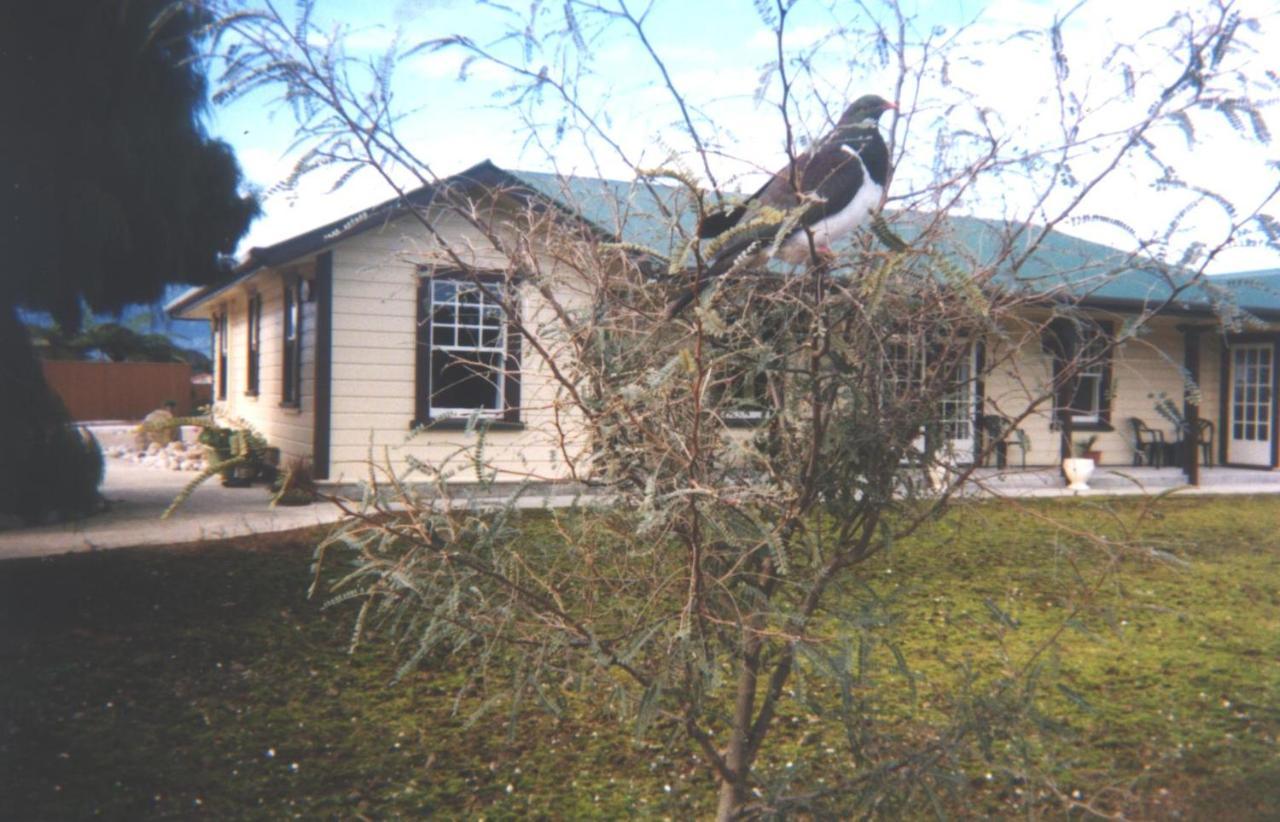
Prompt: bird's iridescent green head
<box><xmin>837</xmin><ymin>95</ymin><xmax>896</xmax><ymax>127</ymax></box>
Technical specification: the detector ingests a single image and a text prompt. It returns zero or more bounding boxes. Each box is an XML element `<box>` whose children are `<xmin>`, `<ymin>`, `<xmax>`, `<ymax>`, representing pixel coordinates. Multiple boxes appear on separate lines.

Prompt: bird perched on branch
<box><xmin>667</xmin><ymin>94</ymin><xmax>896</xmax><ymax>318</ymax></box>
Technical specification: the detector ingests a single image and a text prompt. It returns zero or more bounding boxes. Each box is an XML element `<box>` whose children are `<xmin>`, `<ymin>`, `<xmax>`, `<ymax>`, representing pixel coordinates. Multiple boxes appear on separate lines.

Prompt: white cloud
<box><xmin>213</xmin><ymin>0</ymin><xmax>1280</xmax><ymax>274</ymax></box>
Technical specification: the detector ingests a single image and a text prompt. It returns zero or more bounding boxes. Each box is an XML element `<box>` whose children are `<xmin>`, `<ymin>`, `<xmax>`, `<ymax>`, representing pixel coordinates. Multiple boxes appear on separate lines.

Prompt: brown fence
<box><xmin>41</xmin><ymin>360</ymin><xmax>200</xmax><ymax>421</ymax></box>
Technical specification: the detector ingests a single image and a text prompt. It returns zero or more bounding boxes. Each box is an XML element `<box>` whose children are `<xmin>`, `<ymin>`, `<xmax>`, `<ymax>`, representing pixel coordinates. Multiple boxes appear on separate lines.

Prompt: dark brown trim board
<box><xmin>312</xmin><ymin>251</ymin><xmax>333</xmax><ymax>480</ymax></box>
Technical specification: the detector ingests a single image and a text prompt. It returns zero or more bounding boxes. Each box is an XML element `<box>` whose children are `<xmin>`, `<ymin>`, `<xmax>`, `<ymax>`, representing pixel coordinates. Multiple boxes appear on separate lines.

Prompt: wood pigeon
<box><xmin>668</xmin><ymin>94</ymin><xmax>896</xmax><ymax>317</ymax></box>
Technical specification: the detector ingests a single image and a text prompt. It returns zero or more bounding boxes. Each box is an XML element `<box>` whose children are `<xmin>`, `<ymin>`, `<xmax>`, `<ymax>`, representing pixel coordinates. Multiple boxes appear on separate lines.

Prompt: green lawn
<box><xmin>1</xmin><ymin>496</ymin><xmax>1277</xmax><ymax>818</ymax></box>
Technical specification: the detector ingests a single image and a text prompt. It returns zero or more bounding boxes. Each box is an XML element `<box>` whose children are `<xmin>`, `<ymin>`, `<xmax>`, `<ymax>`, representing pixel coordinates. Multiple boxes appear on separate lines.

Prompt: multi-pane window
<box><xmin>720</xmin><ymin>368</ymin><xmax>769</xmax><ymax>423</ymax></box>
<box><xmin>1066</xmin><ymin>331</ymin><xmax>1108</xmax><ymax>424</ymax></box>
<box><xmin>1232</xmin><ymin>344</ymin><xmax>1273</xmax><ymax>442</ymax></box>
<box><xmin>215</xmin><ymin>311</ymin><xmax>228</xmax><ymax>401</ymax></box>
<box><xmin>416</xmin><ymin>277</ymin><xmax>520</xmax><ymax>423</ymax></box>
<box><xmin>885</xmin><ymin>340</ymin><xmax>927</xmax><ymax>400</ymax></box>
<box><xmin>282</xmin><ymin>278</ymin><xmax>303</xmax><ymax>407</ymax></box>
<box><xmin>1047</xmin><ymin>319</ymin><xmax>1113</xmax><ymax>428</ymax></box>
<box><xmin>940</xmin><ymin>348</ymin><xmax>975</xmax><ymax>442</ymax></box>
<box><xmin>882</xmin><ymin>336</ymin><xmax>979</xmax><ymax>461</ymax></box>
<box><xmin>246</xmin><ymin>293</ymin><xmax>261</xmax><ymax>396</ymax></box>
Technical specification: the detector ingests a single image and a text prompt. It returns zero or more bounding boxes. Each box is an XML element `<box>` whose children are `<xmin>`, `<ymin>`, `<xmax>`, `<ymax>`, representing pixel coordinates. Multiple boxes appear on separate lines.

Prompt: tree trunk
<box><xmin>716</xmin><ymin>612</ymin><xmax>765</xmax><ymax>821</ymax></box>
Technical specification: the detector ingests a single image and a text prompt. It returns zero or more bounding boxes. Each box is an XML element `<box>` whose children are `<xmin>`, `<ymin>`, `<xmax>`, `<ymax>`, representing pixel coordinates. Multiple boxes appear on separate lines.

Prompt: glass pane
<box><xmin>433</xmin><ymin>281</ymin><xmax>456</xmax><ymax>304</ymax></box>
<box><xmin>433</xmin><ymin>326</ymin><xmax>453</xmax><ymax>347</ymax></box>
<box><xmin>431</xmin><ymin>350</ymin><xmax>502</xmax><ymax>411</ymax></box>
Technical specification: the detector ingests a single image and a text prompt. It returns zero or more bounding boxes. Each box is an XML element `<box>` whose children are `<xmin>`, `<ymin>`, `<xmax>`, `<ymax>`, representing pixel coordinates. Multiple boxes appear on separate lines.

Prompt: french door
<box><xmin>1227</xmin><ymin>343</ymin><xmax>1274</xmax><ymax>466</ymax></box>
<box><xmin>940</xmin><ymin>345</ymin><xmax>978</xmax><ymax>463</ymax></box>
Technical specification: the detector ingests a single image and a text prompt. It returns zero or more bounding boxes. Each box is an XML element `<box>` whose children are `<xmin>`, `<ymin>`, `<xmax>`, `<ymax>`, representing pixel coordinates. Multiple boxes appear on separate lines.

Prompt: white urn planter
<box><xmin>1062</xmin><ymin>457</ymin><xmax>1096</xmax><ymax>491</ymax></box>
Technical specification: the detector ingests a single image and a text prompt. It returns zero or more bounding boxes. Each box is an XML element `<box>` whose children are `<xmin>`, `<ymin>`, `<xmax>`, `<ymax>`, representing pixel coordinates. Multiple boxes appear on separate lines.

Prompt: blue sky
<box><xmin>205</xmin><ymin>0</ymin><xmax>1280</xmax><ymax>275</ymax></box>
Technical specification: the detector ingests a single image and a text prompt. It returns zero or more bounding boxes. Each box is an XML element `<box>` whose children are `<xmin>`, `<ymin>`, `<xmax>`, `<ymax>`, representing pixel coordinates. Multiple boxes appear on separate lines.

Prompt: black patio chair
<box><xmin>1128</xmin><ymin>417</ymin><xmax>1165</xmax><ymax>468</ymax></box>
<box><xmin>980</xmin><ymin>414</ymin><xmax>1028</xmax><ymax>469</ymax></box>
<box><xmin>1195</xmin><ymin>418</ymin><xmax>1215</xmax><ymax>468</ymax></box>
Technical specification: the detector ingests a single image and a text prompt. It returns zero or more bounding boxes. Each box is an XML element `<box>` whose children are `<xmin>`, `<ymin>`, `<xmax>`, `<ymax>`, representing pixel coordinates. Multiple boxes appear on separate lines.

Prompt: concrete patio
<box><xmin>963</xmin><ymin>464</ymin><xmax>1280</xmax><ymax>497</ymax></box>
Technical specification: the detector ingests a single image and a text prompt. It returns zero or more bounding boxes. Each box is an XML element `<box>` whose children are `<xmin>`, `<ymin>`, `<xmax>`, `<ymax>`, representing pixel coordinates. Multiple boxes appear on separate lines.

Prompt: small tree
<box><xmin>217</xmin><ymin>0</ymin><xmax>1276</xmax><ymax>815</ymax></box>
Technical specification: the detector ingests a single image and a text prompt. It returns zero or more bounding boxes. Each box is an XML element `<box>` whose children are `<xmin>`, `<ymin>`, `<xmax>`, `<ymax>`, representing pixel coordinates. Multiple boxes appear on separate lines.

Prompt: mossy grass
<box><xmin>1</xmin><ymin>496</ymin><xmax>1276</xmax><ymax>818</ymax></box>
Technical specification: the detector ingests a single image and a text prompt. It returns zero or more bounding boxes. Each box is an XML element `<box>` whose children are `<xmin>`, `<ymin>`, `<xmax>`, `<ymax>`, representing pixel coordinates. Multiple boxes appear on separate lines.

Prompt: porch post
<box><xmin>1181</xmin><ymin>326</ymin><xmax>1202</xmax><ymax>486</ymax></box>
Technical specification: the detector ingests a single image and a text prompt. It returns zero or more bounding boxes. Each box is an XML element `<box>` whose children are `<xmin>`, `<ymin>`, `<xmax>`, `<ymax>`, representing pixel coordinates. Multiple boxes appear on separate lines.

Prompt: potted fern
<box><xmin>163</xmin><ymin>422</ymin><xmax>271</xmax><ymax>518</ymax></box>
<box><xmin>1075</xmin><ymin>434</ymin><xmax>1102</xmax><ymax>464</ymax></box>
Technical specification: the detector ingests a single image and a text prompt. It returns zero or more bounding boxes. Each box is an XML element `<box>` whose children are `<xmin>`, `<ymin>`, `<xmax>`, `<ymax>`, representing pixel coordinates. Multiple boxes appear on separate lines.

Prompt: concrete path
<box><xmin>0</xmin><ymin>460</ymin><xmax>344</xmax><ymax>561</ymax></box>
<box><xmin>2</xmin><ymin>459</ymin><xmax>1276</xmax><ymax>563</ymax></box>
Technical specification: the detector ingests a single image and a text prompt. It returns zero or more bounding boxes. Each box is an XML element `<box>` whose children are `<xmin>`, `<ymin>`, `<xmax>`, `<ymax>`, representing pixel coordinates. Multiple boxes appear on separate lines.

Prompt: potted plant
<box><xmin>198</xmin><ymin>426</ymin><xmax>257</xmax><ymax>487</ymax></box>
<box><xmin>269</xmin><ymin>458</ymin><xmax>317</xmax><ymax>507</ymax></box>
<box><xmin>1062</xmin><ymin>436</ymin><xmax>1097</xmax><ymax>491</ymax></box>
<box><xmin>1075</xmin><ymin>434</ymin><xmax>1102</xmax><ymax>464</ymax></box>
<box><xmin>160</xmin><ymin>423</ymin><xmax>266</xmax><ymax>518</ymax></box>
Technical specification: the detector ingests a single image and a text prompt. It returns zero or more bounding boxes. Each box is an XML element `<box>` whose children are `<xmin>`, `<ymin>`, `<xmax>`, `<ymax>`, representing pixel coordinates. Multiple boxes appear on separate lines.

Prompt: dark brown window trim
<box><xmin>215</xmin><ymin>310</ymin><xmax>228</xmax><ymax>401</ymax></box>
<box><xmin>246</xmin><ymin>291</ymin><xmax>261</xmax><ymax>397</ymax></box>
<box><xmin>1052</xmin><ymin>421</ymin><xmax>1114</xmax><ymax>433</ymax></box>
<box><xmin>1045</xmin><ymin>318</ymin><xmax>1115</xmax><ymax>429</ymax></box>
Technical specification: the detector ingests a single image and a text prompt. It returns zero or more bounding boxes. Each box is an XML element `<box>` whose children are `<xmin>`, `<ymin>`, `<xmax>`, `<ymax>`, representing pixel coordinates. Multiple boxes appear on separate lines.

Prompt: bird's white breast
<box><xmin>779</xmin><ymin>153</ymin><xmax>883</xmax><ymax>263</ymax></box>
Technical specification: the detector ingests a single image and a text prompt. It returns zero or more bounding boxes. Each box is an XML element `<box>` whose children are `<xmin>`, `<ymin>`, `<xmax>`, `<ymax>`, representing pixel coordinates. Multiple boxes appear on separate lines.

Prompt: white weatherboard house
<box><xmin>169</xmin><ymin>160</ymin><xmax>1280</xmax><ymax>484</ymax></box>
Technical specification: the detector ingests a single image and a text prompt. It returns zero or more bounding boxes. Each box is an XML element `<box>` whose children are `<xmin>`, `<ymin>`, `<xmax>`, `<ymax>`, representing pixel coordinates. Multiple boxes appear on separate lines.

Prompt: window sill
<box><xmin>244</xmin><ymin>391</ymin><xmax>259</xmax><ymax>399</ymax></box>
<box><xmin>410</xmin><ymin>418</ymin><xmax>525</xmax><ymax>432</ymax></box>
<box><xmin>1051</xmin><ymin>420</ymin><xmax>1113</xmax><ymax>433</ymax></box>
<box><xmin>725</xmin><ymin>416</ymin><xmax>767</xmax><ymax>429</ymax></box>
<box><xmin>279</xmin><ymin>401</ymin><xmax>301</xmax><ymax>411</ymax></box>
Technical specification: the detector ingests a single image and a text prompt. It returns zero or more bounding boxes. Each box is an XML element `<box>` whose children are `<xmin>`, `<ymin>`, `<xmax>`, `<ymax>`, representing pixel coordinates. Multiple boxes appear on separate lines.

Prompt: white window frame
<box><xmin>425</xmin><ymin>280</ymin><xmax>508</xmax><ymax>419</ymax></box>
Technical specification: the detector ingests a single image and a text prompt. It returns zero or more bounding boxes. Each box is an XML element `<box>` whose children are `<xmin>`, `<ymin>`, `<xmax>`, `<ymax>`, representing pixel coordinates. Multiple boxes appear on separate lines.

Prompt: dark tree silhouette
<box><xmin>0</xmin><ymin>0</ymin><xmax>258</xmax><ymax>523</ymax></box>
<box><xmin>31</xmin><ymin>322</ymin><xmax>212</xmax><ymax>372</ymax></box>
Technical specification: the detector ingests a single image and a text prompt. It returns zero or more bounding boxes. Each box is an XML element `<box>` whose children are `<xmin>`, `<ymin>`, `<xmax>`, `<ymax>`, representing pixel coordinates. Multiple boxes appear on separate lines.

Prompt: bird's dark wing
<box><xmin>667</xmin><ymin>219</ymin><xmax>781</xmax><ymax>318</ymax></box>
<box><xmin>699</xmin><ymin>129</ymin><xmax>880</xmax><ymax>243</ymax></box>
<box><xmin>791</xmin><ymin>140</ymin><xmax>867</xmax><ymax>226</ymax></box>
<box><xmin>696</xmin><ymin>139</ymin><xmax>829</xmax><ymax>240</ymax></box>
<box><xmin>697</xmin><ymin>173</ymin><xmax>778</xmax><ymax>239</ymax></box>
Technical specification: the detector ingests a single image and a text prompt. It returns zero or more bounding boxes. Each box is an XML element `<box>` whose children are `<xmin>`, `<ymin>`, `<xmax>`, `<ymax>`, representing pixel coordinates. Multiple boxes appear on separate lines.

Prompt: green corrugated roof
<box><xmin>508</xmin><ymin>169</ymin><xmax>1280</xmax><ymax>318</ymax></box>
<box><xmin>172</xmin><ymin>159</ymin><xmax>1280</xmax><ymax>320</ymax></box>
<box><xmin>505</xmin><ymin>169</ymin><xmax>698</xmax><ymax>254</ymax></box>
<box><xmin>908</xmin><ymin>215</ymin><xmax>1277</xmax><ymax>314</ymax></box>
<box><xmin>1208</xmin><ymin>268</ymin><xmax>1280</xmax><ymax>311</ymax></box>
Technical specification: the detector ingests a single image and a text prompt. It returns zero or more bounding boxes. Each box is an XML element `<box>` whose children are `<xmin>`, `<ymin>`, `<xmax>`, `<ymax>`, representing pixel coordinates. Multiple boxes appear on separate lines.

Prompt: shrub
<box><xmin>4</xmin><ymin>421</ymin><xmax>103</xmax><ymax>525</ymax></box>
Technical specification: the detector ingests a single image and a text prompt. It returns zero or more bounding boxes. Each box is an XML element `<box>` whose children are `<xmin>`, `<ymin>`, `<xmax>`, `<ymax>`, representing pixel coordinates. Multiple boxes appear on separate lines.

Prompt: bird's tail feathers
<box><xmin>666</xmin><ymin>209</ymin><xmax>803</xmax><ymax>319</ymax></box>
<box><xmin>665</xmin><ymin>239</ymin><xmax>762</xmax><ymax>318</ymax></box>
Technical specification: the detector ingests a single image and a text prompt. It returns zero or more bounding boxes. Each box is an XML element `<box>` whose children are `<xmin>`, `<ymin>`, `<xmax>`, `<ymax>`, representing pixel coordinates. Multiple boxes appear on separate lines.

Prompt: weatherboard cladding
<box><xmin>172</xmin><ymin>159</ymin><xmax>1277</xmax><ymax>476</ymax></box>
<box><xmin>322</xmin><ymin>205</ymin><xmax>585</xmax><ymax>482</ymax></box>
